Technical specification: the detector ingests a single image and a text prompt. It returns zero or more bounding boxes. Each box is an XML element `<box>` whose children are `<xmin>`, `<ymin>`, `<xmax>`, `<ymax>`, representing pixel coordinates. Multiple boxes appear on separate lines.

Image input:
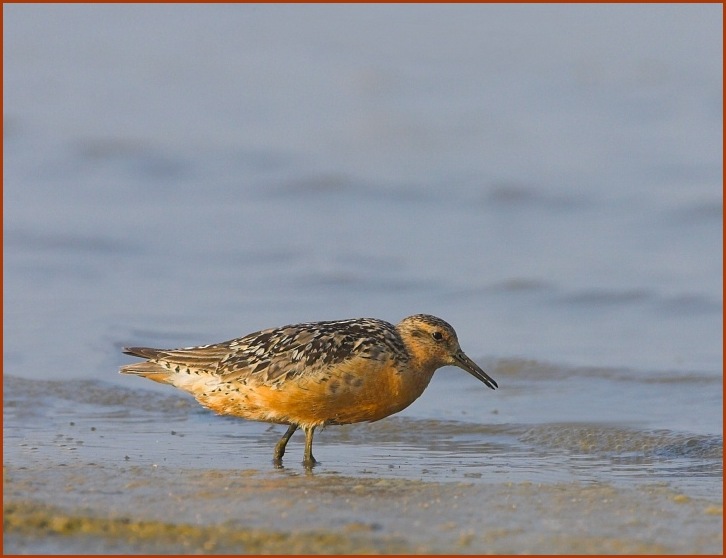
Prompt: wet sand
<box><xmin>4</xmin><ymin>462</ymin><xmax>723</xmax><ymax>554</ymax></box>
<box><xmin>3</xmin><ymin>374</ymin><xmax>722</xmax><ymax>554</ymax></box>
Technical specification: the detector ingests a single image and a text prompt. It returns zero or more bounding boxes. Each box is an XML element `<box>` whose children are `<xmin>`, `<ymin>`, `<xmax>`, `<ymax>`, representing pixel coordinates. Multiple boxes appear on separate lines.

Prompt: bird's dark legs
<box><xmin>302</xmin><ymin>426</ymin><xmax>318</xmax><ymax>467</ymax></box>
<box><xmin>272</xmin><ymin>424</ymin><xmax>318</xmax><ymax>467</ymax></box>
<box><xmin>273</xmin><ymin>424</ymin><xmax>298</xmax><ymax>464</ymax></box>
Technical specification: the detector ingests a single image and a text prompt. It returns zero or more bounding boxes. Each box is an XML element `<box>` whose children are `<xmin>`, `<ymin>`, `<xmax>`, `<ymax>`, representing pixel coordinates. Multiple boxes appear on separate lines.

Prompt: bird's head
<box><xmin>396</xmin><ymin>314</ymin><xmax>497</xmax><ymax>390</ymax></box>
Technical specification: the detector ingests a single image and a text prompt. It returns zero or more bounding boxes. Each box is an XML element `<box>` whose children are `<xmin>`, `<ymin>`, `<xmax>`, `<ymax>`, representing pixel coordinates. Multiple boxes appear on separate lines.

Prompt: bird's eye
<box><xmin>431</xmin><ymin>331</ymin><xmax>444</xmax><ymax>341</ymax></box>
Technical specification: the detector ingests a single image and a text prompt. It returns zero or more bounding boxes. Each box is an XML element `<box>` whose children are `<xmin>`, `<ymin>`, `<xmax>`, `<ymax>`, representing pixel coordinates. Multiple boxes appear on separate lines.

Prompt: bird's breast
<box><xmin>193</xmin><ymin>356</ymin><xmax>436</xmax><ymax>428</ymax></box>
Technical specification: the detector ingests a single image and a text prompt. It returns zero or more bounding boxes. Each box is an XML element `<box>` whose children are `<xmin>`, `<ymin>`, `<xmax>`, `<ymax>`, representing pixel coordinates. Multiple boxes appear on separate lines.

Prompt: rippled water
<box><xmin>5</xmin><ymin>362</ymin><xmax>721</xmax><ymax>501</ymax></box>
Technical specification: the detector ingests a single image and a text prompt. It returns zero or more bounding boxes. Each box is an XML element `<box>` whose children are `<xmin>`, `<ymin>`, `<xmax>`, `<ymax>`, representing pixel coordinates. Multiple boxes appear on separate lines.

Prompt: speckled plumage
<box><xmin>120</xmin><ymin>314</ymin><xmax>497</xmax><ymax>466</ymax></box>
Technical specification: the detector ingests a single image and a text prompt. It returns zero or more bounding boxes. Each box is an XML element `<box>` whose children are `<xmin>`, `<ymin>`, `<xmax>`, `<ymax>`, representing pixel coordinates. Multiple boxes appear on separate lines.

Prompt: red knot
<box><xmin>120</xmin><ymin>314</ymin><xmax>497</xmax><ymax>466</ymax></box>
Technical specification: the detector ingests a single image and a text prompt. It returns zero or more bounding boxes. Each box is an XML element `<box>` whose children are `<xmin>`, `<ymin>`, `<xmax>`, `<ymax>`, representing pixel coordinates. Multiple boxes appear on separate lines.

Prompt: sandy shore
<box><xmin>4</xmin><ymin>460</ymin><xmax>722</xmax><ymax>554</ymax></box>
<box><xmin>4</xmin><ymin>374</ymin><xmax>723</xmax><ymax>554</ymax></box>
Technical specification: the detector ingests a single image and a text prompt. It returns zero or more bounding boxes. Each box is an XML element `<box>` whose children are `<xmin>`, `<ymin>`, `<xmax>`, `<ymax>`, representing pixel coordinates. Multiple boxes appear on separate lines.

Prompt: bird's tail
<box><xmin>119</xmin><ymin>347</ymin><xmax>173</xmax><ymax>384</ymax></box>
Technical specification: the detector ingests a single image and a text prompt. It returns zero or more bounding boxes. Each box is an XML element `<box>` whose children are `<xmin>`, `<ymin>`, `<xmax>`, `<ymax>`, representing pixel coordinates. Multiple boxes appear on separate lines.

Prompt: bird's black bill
<box><xmin>454</xmin><ymin>352</ymin><xmax>498</xmax><ymax>390</ymax></box>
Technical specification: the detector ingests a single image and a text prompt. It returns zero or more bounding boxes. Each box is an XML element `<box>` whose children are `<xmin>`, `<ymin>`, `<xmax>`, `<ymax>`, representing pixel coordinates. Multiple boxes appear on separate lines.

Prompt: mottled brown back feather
<box><xmin>121</xmin><ymin>318</ymin><xmax>410</xmax><ymax>388</ymax></box>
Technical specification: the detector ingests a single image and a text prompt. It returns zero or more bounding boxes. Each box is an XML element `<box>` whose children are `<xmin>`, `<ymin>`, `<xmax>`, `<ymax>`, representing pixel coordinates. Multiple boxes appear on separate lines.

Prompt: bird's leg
<box><xmin>273</xmin><ymin>424</ymin><xmax>298</xmax><ymax>464</ymax></box>
<box><xmin>302</xmin><ymin>426</ymin><xmax>318</xmax><ymax>467</ymax></box>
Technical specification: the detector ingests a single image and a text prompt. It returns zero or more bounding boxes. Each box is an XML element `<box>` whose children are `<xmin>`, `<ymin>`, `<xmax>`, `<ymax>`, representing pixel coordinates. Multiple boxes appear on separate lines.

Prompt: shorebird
<box><xmin>120</xmin><ymin>314</ymin><xmax>497</xmax><ymax>466</ymax></box>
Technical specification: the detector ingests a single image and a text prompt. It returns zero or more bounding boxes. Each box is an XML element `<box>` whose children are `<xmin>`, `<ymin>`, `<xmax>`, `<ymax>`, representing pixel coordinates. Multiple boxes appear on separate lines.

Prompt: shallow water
<box><xmin>4</xmin><ymin>368</ymin><xmax>723</xmax><ymax>553</ymax></box>
<box><xmin>5</xmin><ymin>365</ymin><xmax>721</xmax><ymax>498</ymax></box>
<box><xmin>3</xmin><ymin>4</ymin><xmax>723</xmax><ymax>554</ymax></box>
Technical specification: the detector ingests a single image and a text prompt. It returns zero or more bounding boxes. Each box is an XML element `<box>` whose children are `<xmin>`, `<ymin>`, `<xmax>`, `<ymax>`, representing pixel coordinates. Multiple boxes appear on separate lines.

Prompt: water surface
<box><xmin>4</xmin><ymin>4</ymin><xmax>722</xmax><ymax>554</ymax></box>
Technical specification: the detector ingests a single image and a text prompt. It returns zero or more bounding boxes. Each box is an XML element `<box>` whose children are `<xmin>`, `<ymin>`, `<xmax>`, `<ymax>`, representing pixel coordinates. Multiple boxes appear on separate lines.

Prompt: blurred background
<box><xmin>4</xmin><ymin>4</ymin><xmax>722</xmax><ymax>380</ymax></box>
<box><xmin>3</xmin><ymin>9</ymin><xmax>723</xmax><ymax>539</ymax></box>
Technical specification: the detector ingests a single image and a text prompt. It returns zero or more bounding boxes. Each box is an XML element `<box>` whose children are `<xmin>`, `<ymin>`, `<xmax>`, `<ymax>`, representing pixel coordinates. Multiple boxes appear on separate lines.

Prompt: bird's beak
<box><xmin>453</xmin><ymin>351</ymin><xmax>498</xmax><ymax>390</ymax></box>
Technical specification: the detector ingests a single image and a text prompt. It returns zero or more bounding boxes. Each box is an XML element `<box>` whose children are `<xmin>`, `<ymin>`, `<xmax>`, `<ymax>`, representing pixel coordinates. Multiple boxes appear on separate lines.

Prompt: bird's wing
<box><xmin>123</xmin><ymin>318</ymin><xmax>408</xmax><ymax>387</ymax></box>
<box><xmin>216</xmin><ymin>318</ymin><xmax>407</xmax><ymax>386</ymax></box>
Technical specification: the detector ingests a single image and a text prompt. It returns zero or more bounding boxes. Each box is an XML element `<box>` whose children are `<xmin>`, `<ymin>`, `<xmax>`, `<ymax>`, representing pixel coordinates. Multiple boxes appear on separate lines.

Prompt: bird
<box><xmin>120</xmin><ymin>314</ymin><xmax>497</xmax><ymax>466</ymax></box>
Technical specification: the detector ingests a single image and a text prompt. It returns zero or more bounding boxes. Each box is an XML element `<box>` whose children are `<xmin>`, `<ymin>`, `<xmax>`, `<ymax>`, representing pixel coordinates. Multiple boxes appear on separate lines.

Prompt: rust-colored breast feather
<box><xmin>213</xmin><ymin>354</ymin><xmax>433</xmax><ymax>427</ymax></box>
